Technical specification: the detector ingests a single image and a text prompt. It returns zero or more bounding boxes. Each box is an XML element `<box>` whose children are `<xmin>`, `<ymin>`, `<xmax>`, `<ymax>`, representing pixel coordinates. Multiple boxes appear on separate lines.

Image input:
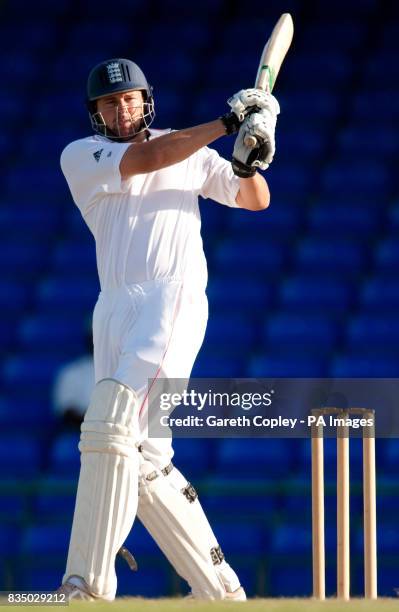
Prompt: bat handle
<box><xmin>244</xmin><ymin>135</ymin><xmax>258</xmax><ymax>148</ymax></box>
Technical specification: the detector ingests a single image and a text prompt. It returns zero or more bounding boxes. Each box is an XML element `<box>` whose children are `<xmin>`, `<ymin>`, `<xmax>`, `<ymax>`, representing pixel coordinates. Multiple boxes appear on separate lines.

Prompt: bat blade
<box><xmin>245</xmin><ymin>13</ymin><xmax>294</xmax><ymax>149</ymax></box>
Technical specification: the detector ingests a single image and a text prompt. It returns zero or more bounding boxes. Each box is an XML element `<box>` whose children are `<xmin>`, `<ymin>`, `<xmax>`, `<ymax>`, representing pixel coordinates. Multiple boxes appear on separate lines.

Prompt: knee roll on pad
<box><xmin>64</xmin><ymin>379</ymin><xmax>140</xmax><ymax>600</ymax></box>
<box><xmin>137</xmin><ymin>459</ymin><xmax>243</xmax><ymax>600</ymax></box>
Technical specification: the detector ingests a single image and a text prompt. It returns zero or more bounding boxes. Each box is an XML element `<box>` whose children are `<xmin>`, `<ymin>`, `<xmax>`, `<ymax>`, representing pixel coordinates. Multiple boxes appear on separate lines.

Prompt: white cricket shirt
<box><xmin>60</xmin><ymin>129</ymin><xmax>240</xmax><ymax>290</ymax></box>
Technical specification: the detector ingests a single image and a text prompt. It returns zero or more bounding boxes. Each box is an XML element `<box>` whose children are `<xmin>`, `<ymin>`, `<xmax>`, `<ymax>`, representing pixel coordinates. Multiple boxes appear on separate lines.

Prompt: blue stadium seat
<box><xmin>11</xmin><ymin>0</ymin><xmax>70</xmax><ymax>15</ymax></box>
<box><xmin>0</xmin><ymin>436</ymin><xmax>42</xmax><ymax>478</ymax></box>
<box><xmin>285</xmin><ymin>51</ymin><xmax>353</xmax><ymax>88</ymax></box>
<box><xmin>145</xmin><ymin>53</ymin><xmax>195</xmax><ymax>88</ymax></box>
<box><xmin>207</xmin><ymin>278</ymin><xmax>272</xmax><ymax>314</ymax></box>
<box><xmin>308</xmin><ymin>204</ymin><xmax>381</xmax><ymax>237</ymax></box>
<box><xmin>199</xmin><ymin>477</ymin><xmax>276</xmax><ymax>516</ymax></box>
<box><xmin>0</xmin><ymin>205</ymin><xmax>60</xmax><ymax>235</ymax></box>
<box><xmin>0</xmin><ymin>21</ymin><xmax>59</xmax><ymax>51</ymax></box>
<box><xmin>282</xmin><ymin>89</ymin><xmax>339</xmax><ymax>121</ymax></box>
<box><xmin>337</xmin><ymin>124</ymin><xmax>399</xmax><ymax>157</ymax></box>
<box><xmin>208</xmin><ymin>52</ymin><xmax>255</xmax><ymax>88</ymax></box>
<box><xmin>204</xmin><ymin>313</ymin><xmax>255</xmax><ymax>346</ymax></box>
<box><xmin>67</xmin><ymin>21</ymin><xmax>132</xmax><ymax>50</ymax></box>
<box><xmin>52</xmin><ymin>51</ymin><xmax>108</xmax><ymax>87</ymax></box>
<box><xmin>117</xmin><ymin>565</ymin><xmax>171</xmax><ymax>597</ymax></box>
<box><xmin>278</xmin><ymin>127</ymin><xmax>328</xmax><ymax>160</ymax></box>
<box><xmin>331</xmin><ymin>353</ymin><xmax>399</xmax><ymax>377</ymax></box>
<box><xmin>20</xmin><ymin>524</ymin><xmax>70</xmax><ymax>556</ymax></box>
<box><xmin>248</xmin><ymin>353</ymin><xmax>328</xmax><ymax>377</ymax></box>
<box><xmin>264</xmin><ymin>313</ymin><xmax>339</xmax><ymax>349</ymax></box>
<box><xmin>364</xmin><ymin>52</ymin><xmax>399</xmax><ymax>82</ymax></box>
<box><xmin>268</xmin><ymin>565</ymin><xmax>311</xmax><ymax>597</ymax></box>
<box><xmin>308</xmin><ymin>0</ymin><xmax>376</xmax><ymax>17</ymax></box>
<box><xmin>0</xmin><ymin>319</ymin><xmax>17</xmax><ymax>351</ymax></box>
<box><xmin>295</xmin><ymin>238</ymin><xmax>365</xmax><ymax>275</ymax></box>
<box><xmin>321</xmin><ymin>160</ymin><xmax>390</xmax><ymax>196</ymax></box>
<box><xmin>214</xmin><ymin>240</ymin><xmax>286</xmax><ymax>276</ymax></box>
<box><xmin>279</xmin><ymin>276</ymin><xmax>353</xmax><ymax>313</ymax></box>
<box><xmin>374</xmin><ymin>238</ymin><xmax>399</xmax><ymax>271</ymax></box>
<box><xmin>148</xmin><ymin>21</ymin><xmax>211</xmax><ymax>52</ymax></box>
<box><xmin>5</xmin><ymin>166</ymin><xmax>66</xmax><ymax>195</ymax></box>
<box><xmin>360</xmin><ymin>277</ymin><xmax>399</xmax><ymax>311</ymax></box>
<box><xmin>382</xmin><ymin>440</ymin><xmax>399</xmax><ymax>474</ymax></box>
<box><xmin>2</xmin><ymin>354</ymin><xmax>66</xmax><ymax>388</ymax></box>
<box><xmin>270</xmin><ymin>524</ymin><xmax>311</xmax><ymax>555</ymax></box>
<box><xmin>0</xmin><ymin>524</ymin><xmax>21</xmax><ymax>555</ymax></box>
<box><xmin>191</xmin><ymin>354</ymin><xmax>246</xmax><ymax>377</ymax></box>
<box><xmin>18</xmin><ymin>566</ymin><xmax>65</xmax><ymax>593</ymax></box>
<box><xmin>346</xmin><ymin>314</ymin><xmax>399</xmax><ymax>348</ymax></box>
<box><xmin>124</xmin><ymin>520</ymin><xmax>160</xmax><ymax>556</ymax></box>
<box><xmin>50</xmin><ymin>432</ymin><xmax>80</xmax><ymax>476</ymax></box>
<box><xmin>376</xmin><ymin>477</ymin><xmax>399</xmax><ymax>521</ymax></box>
<box><xmin>352</xmin><ymin>90</ymin><xmax>399</xmax><ymax>120</ymax></box>
<box><xmin>33</xmin><ymin>477</ymin><xmax>77</xmax><ymax>521</ymax></box>
<box><xmin>0</xmin><ymin>241</ymin><xmax>49</xmax><ymax>277</ymax></box>
<box><xmin>217</xmin><ymin>439</ymin><xmax>291</xmax><ymax>477</ymax></box>
<box><xmin>301</xmin><ymin>22</ymin><xmax>366</xmax><ymax>50</ymax></box>
<box><xmin>23</xmin><ymin>127</ymin><xmax>82</xmax><ymax>161</ymax></box>
<box><xmin>36</xmin><ymin>276</ymin><xmax>99</xmax><ymax>313</ymax></box>
<box><xmin>0</xmin><ymin>492</ymin><xmax>26</xmax><ymax>521</ymax></box>
<box><xmin>227</xmin><ymin>202</ymin><xmax>301</xmax><ymax>236</ymax></box>
<box><xmin>52</xmin><ymin>239</ymin><xmax>96</xmax><ymax>273</ymax></box>
<box><xmin>0</xmin><ymin>397</ymin><xmax>54</xmax><ymax>428</ymax></box>
<box><xmin>172</xmin><ymin>439</ymin><xmax>214</xmax><ymax>477</ymax></box>
<box><xmin>266</xmin><ymin>163</ymin><xmax>314</xmax><ymax>195</ymax></box>
<box><xmin>388</xmin><ymin>201</ymin><xmax>399</xmax><ymax>232</ymax></box>
<box><xmin>18</xmin><ymin>315</ymin><xmax>85</xmax><ymax>352</ymax></box>
<box><xmin>2</xmin><ymin>52</ymin><xmax>41</xmax><ymax>80</ymax></box>
<box><xmin>0</xmin><ymin>96</ymin><xmax>26</xmax><ymax>123</ymax></box>
<box><xmin>212</xmin><ymin>521</ymin><xmax>266</xmax><ymax>555</ymax></box>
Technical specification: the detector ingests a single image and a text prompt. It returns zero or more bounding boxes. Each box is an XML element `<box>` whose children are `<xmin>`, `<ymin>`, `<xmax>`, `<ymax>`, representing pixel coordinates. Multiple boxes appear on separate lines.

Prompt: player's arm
<box><xmin>120</xmin><ymin>120</ymin><xmax>227</xmax><ymax>179</ymax></box>
<box><xmin>236</xmin><ymin>173</ymin><xmax>270</xmax><ymax>211</ymax></box>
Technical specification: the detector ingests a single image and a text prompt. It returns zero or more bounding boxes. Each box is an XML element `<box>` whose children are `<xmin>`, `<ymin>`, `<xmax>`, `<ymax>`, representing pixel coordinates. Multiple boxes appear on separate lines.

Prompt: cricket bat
<box><xmin>244</xmin><ymin>13</ymin><xmax>294</xmax><ymax>148</ymax></box>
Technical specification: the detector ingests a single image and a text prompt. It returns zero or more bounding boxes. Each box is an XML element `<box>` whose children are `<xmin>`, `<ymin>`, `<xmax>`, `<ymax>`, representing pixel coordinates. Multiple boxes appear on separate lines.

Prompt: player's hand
<box><xmin>228</xmin><ymin>89</ymin><xmax>280</xmax><ymax>122</ymax></box>
<box><xmin>231</xmin><ymin>110</ymin><xmax>277</xmax><ymax>177</ymax></box>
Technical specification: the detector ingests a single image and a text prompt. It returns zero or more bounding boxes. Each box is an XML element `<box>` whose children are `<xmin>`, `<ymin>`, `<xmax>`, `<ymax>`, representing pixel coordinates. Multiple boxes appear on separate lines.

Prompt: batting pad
<box><xmin>137</xmin><ymin>460</ymin><xmax>242</xmax><ymax>600</ymax></box>
<box><xmin>63</xmin><ymin>379</ymin><xmax>139</xmax><ymax>600</ymax></box>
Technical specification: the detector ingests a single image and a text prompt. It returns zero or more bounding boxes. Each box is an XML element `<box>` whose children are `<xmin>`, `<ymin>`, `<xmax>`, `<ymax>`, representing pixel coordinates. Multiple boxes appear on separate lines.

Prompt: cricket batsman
<box><xmin>58</xmin><ymin>58</ymin><xmax>279</xmax><ymax>600</ymax></box>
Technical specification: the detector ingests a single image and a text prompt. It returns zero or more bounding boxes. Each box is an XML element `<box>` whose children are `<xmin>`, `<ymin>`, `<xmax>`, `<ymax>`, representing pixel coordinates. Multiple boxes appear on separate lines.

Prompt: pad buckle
<box><xmin>210</xmin><ymin>545</ymin><xmax>225</xmax><ymax>566</ymax></box>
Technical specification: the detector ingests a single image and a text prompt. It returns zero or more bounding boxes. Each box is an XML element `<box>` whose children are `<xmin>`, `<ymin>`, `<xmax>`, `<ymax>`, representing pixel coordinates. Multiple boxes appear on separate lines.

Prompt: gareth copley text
<box><xmin>160</xmin><ymin>414</ymin><xmax>375</xmax><ymax>430</ymax></box>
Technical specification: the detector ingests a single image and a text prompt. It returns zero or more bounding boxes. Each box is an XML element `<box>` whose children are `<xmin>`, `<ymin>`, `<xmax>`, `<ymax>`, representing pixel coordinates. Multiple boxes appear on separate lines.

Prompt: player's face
<box><xmin>96</xmin><ymin>90</ymin><xmax>145</xmax><ymax>138</ymax></box>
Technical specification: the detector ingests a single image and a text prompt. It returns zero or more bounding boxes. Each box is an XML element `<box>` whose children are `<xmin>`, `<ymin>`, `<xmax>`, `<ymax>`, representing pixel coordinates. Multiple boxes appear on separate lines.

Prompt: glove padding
<box><xmin>232</xmin><ymin>110</ymin><xmax>277</xmax><ymax>177</ymax></box>
<box><xmin>228</xmin><ymin>89</ymin><xmax>280</xmax><ymax>122</ymax></box>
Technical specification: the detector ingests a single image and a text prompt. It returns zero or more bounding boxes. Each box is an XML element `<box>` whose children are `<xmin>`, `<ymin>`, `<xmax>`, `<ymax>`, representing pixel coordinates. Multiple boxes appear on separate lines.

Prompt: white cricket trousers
<box><xmin>92</xmin><ymin>279</ymin><xmax>208</xmax><ymax>469</ymax></box>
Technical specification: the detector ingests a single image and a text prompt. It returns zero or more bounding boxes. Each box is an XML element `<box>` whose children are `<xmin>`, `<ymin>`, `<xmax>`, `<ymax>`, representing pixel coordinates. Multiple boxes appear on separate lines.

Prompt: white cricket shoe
<box><xmin>186</xmin><ymin>586</ymin><xmax>247</xmax><ymax>601</ymax></box>
<box><xmin>56</xmin><ymin>575</ymin><xmax>97</xmax><ymax>601</ymax></box>
<box><xmin>224</xmin><ymin>586</ymin><xmax>247</xmax><ymax>601</ymax></box>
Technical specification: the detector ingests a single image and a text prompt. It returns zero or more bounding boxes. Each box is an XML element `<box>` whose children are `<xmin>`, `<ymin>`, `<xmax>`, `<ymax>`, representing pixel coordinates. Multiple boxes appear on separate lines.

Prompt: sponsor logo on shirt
<box><xmin>93</xmin><ymin>148</ymin><xmax>103</xmax><ymax>162</ymax></box>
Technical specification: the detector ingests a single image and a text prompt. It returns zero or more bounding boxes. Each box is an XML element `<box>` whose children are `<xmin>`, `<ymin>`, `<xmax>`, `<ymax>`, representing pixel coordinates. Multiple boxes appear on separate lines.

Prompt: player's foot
<box><xmin>186</xmin><ymin>586</ymin><xmax>246</xmax><ymax>601</ymax></box>
<box><xmin>224</xmin><ymin>586</ymin><xmax>247</xmax><ymax>601</ymax></box>
<box><xmin>56</xmin><ymin>575</ymin><xmax>97</xmax><ymax>601</ymax></box>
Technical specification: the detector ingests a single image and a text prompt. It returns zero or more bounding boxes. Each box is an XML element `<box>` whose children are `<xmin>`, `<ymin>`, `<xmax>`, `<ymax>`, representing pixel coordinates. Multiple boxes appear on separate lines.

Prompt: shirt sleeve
<box><xmin>60</xmin><ymin>138</ymin><xmax>132</xmax><ymax>216</ymax></box>
<box><xmin>198</xmin><ymin>146</ymin><xmax>240</xmax><ymax>208</ymax></box>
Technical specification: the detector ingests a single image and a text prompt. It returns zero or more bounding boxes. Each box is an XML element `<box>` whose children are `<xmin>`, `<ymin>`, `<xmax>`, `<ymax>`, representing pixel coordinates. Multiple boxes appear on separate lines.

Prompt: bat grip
<box><xmin>244</xmin><ymin>135</ymin><xmax>258</xmax><ymax>148</ymax></box>
<box><xmin>243</xmin><ymin>104</ymin><xmax>262</xmax><ymax>148</ymax></box>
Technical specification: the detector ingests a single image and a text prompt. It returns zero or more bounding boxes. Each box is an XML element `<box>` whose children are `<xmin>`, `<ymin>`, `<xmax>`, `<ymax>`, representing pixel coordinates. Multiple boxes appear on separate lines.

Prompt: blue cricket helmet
<box><xmin>86</xmin><ymin>58</ymin><xmax>155</xmax><ymax>141</ymax></box>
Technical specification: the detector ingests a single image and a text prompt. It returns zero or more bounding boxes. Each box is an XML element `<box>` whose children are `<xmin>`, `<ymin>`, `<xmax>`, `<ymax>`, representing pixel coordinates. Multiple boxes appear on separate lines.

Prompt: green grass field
<box><xmin>57</xmin><ymin>597</ymin><xmax>398</xmax><ymax>612</ymax></box>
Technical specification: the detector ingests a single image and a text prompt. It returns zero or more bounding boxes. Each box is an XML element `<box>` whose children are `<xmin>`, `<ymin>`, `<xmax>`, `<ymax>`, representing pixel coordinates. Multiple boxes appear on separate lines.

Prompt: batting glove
<box><xmin>228</xmin><ymin>89</ymin><xmax>280</xmax><ymax>122</ymax></box>
<box><xmin>231</xmin><ymin>110</ymin><xmax>277</xmax><ymax>177</ymax></box>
